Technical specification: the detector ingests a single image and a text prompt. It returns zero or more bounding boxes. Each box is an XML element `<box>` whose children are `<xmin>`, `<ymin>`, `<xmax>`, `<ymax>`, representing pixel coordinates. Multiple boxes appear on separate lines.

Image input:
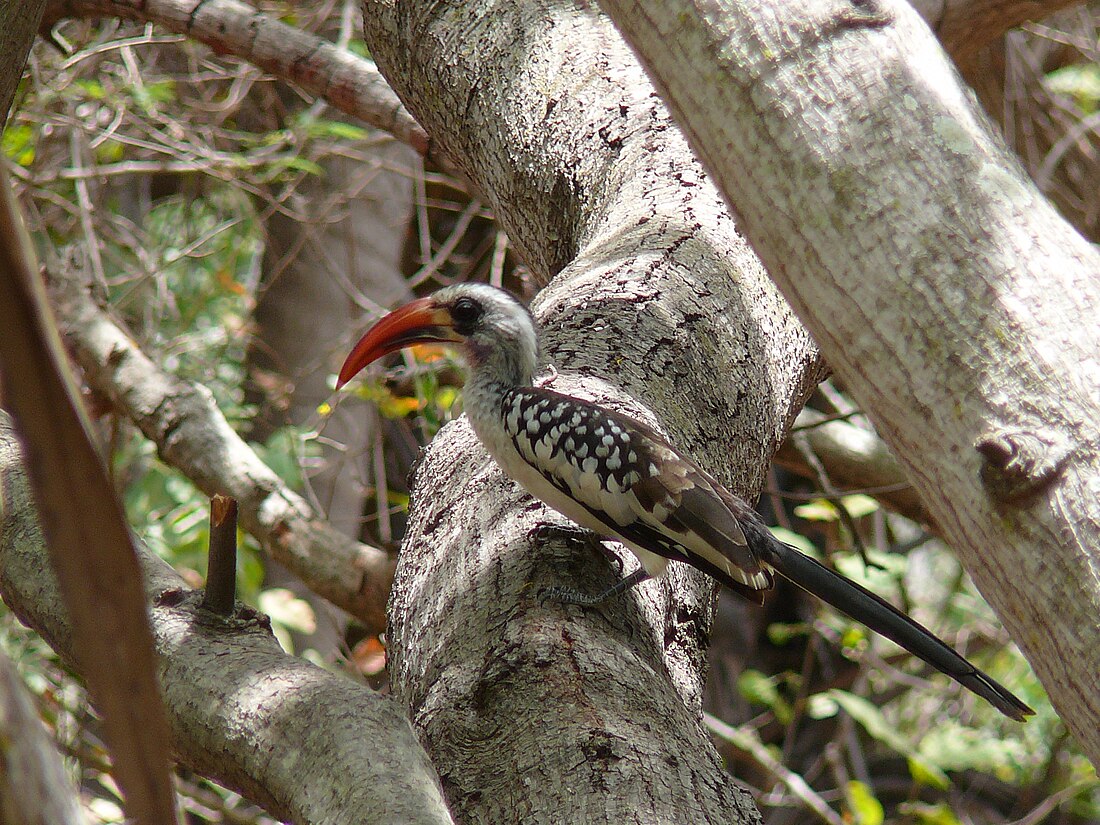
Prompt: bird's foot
<box><xmin>539</xmin><ymin>568</ymin><xmax>651</xmax><ymax>607</ymax></box>
<box><xmin>540</xmin><ymin>585</ymin><xmax>610</xmax><ymax>607</ymax></box>
<box><xmin>527</xmin><ymin>521</ymin><xmax>590</xmax><ymax>546</ymax></box>
<box><xmin>528</xmin><ymin>523</ymin><xmax>625</xmax><ymax>576</ymax></box>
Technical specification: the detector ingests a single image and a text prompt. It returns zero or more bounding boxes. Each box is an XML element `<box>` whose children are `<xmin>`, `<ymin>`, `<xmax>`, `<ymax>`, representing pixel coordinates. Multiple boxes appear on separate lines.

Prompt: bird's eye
<box><xmin>450</xmin><ymin>296</ymin><xmax>483</xmax><ymax>333</ymax></box>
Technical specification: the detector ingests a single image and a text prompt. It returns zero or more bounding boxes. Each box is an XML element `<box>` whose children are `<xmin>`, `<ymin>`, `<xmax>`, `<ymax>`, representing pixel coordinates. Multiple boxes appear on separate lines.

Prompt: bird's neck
<box><xmin>462</xmin><ymin>346</ymin><xmax>533</xmax><ymax>432</ymax></box>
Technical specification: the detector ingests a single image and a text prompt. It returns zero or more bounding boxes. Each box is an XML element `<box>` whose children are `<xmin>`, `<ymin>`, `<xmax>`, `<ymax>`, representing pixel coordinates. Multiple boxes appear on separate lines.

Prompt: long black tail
<box><xmin>748</xmin><ymin>525</ymin><xmax>1033</xmax><ymax>721</ymax></box>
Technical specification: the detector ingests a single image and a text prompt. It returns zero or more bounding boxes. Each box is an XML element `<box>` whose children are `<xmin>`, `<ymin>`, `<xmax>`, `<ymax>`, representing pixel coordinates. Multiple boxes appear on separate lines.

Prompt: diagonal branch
<box><xmin>44</xmin><ymin>247</ymin><xmax>394</xmax><ymax>636</ymax></box>
<box><xmin>0</xmin><ymin>414</ymin><xmax>453</xmax><ymax>824</ymax></box>
<box><xmin>0</xmin><ymin>169</ymin><xmax>177</xmax><ymax>825</ymax></box>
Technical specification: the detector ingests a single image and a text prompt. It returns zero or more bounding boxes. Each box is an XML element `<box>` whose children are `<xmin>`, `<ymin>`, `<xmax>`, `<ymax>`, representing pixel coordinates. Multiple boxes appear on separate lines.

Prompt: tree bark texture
<box><xmin>600</xmin><ymin>0</ymin><xmax>1100</xmax><ymax>763</ymax></box>
<box><xmin>361</xmin><ymin>1</ymin><xmax>824</xmax><ymax>822</ymax></box>
<box><xmin>0</xmin><ymin>416</ymin><xmax>453</xmax><ymax>825</ymax></box>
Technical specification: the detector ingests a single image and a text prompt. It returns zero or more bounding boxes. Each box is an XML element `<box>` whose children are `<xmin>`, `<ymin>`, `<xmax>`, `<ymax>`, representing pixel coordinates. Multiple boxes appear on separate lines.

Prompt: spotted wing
<box><xmin>500</xmin><ymin>387</ymin><xmax>773</xmax><ymax>596</ymax></box>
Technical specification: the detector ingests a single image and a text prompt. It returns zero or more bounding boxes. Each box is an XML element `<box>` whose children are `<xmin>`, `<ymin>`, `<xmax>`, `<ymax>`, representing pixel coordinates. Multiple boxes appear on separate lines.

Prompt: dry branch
<box><xmin>0</xmin><ymin>169</ymin><xmax>177</xmax><ymax>825</ymax></box>
<box><xmin>44</xmin><ymin>247</ymin><xmax>394</xmax><ymax>636</ymax></box>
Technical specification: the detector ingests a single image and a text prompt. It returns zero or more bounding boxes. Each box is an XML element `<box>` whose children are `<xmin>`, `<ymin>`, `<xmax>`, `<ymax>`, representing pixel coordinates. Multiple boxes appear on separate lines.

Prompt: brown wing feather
<box><xmin>626</xmin><ymin>449</ymin><xmax>774</xmax><ymax>594</ymax></box>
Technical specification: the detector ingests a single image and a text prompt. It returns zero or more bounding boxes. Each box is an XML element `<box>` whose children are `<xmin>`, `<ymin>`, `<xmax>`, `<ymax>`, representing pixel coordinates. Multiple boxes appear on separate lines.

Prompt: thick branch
<box><xmin>362</xmin><ymin>1</ymin><xmax>824</xmax><ymax>822</ymax></box>
<box><xmin>600</xmin><ymin>0</ymin><xmax>1099</xmax><ymax>760</ymax></box>
<box><xmin>0</xmin><ymin>415</ymin><xmax>453</xmax><ymax>825</ymax></box>
<box><xmin>44</xmin><ymin>248</ymin><xmax>394</xmax><ymax>636</ymax></box>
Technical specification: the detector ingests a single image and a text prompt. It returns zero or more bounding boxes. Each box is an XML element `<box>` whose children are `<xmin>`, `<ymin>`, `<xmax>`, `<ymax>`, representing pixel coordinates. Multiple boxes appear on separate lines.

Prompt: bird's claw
<box><xmin>539</xmin><ymin>584</ymin><xmax>607</xmax><ymax>607</ymax></box>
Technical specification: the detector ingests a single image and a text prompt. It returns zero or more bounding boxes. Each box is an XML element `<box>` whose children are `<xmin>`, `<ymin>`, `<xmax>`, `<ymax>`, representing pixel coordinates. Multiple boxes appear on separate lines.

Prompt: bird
<box><xmin>337</xmin><ymin>282</ymin><xmax>1033</xmax><ymax>721</ymax></box>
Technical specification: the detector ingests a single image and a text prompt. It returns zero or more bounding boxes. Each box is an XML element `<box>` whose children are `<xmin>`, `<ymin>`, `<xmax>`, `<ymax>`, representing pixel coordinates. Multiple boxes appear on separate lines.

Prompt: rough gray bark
<box><xmin>600</xmin><ymin>0</ymin><xmax>1100</xmax><ymax>762</ymax></box>
<box><xmin>0</xmin><ymin>414</ymin><xmax>453</xmax><ymax>825</ymax></box>
<box><xmin>361</xmin><ymin>1</ymin><xmax>823</xmax><ymax>822</ymax></box>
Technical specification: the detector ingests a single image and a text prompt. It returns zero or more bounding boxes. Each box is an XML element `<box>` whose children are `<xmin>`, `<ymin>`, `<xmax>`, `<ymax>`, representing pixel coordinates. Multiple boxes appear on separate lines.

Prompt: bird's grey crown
<box><xmin>431</xmin><ymin>283</ymin><xmax>540</xmax><ymax>389</ymax></box>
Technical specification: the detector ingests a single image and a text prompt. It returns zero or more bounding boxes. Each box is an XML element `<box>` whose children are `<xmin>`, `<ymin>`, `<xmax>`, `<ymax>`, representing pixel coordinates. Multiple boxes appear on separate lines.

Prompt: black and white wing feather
<box><xmin>498</xmin><ymin>387</ymin><xmax>773</xmax><ymax>599</ymax></box>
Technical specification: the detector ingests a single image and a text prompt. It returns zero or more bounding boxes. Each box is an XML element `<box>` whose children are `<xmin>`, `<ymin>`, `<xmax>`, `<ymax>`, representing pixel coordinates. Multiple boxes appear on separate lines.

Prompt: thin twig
<box><xmin>704</xmin><ymin>713</ymin><xmax>845</xmax><ymax>825</ymax></box>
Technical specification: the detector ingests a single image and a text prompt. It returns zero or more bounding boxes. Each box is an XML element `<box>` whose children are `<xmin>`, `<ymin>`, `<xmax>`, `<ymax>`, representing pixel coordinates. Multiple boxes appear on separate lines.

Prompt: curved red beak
<box><xmin>336</xmin><ymin>298</ymin><xmax>460</xmax><ymax>389</ymax></box>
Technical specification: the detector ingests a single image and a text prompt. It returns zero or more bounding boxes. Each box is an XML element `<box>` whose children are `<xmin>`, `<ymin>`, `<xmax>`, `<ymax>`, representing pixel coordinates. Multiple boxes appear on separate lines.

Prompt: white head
<box><xmin>337</xmin><ymin>283</ymin><xmax>541</xmax><ymax>389</ymax></box>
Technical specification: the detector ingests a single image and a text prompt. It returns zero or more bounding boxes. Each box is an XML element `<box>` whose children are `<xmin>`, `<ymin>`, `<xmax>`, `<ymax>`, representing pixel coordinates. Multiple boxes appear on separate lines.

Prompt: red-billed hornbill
<box><xmin>338</xmin><ymin>283</ymin><xmax>1032</xmax><ymax>721</ymax></box>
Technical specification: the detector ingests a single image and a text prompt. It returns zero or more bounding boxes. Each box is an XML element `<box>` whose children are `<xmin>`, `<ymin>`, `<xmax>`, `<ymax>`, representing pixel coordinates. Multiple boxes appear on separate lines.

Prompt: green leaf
<box><xmin>131</xmin><ymin>80</ymin><xmax>177</xmax><ymax>114</ymax></box>
<box><xmin>144</xmin><ymin>80</ymin><xmax>177</xmax><ymax>104</ymax></box>
<box><xmin>278</xmin><ymin>156</ymin><xmax>326</xmax><ymax>176</ymax></box>
<box><xmin>2</xmin><ymin>125</ymin><xmax>36</xmax><ymax>166</ymax></box>
<box><xmin>918</xmin><ymin>723</ymin><xmax>1026</xmax><ymax>776</ymax></box>
<box><xmin>829</xmin><ymin>690</ymin><xmax>951</xmax><ymax>788</ymax></box>
<box><xmin>765</xmin><ymin>621</ymin><xmax>810</xmax><ymax>646</ymax></box>
<box><xmin>897</xmin><ymin>802</ymin><xmax>964</xmax><ymax>825</ymax></box>
<box><xmin>74</xmin><ymin>79</ymin><xmax>107</xmax><ymax>100</ymax></box>
<box><xmin>845</xmin><ymin>780</ymin><xmax>884</xmax><ymax>825</ymax></box>
<box><xmin>794</xmin><ymin>494</ymin><xmax>879</xmax><ymax>522</ymax></box>
<box><xmin>806</xmin><ymin>692</ymin><xmax>839</xmax><ymax>719</ymax></box>
<box><xmin>830</xmin><ymin>690</ymin><xmax>911</xmax><ymax>751</ymax></box>
<box><xmin>737</xmin><ymin>670</ymin><xmax>793</xmax><ymax>723</ymax></box>
<box><xmin>303</xmin><ymin>119</ymin><xmax>370</xmax><ymax>142</ymax></box>
<box><xmin>94</xmin><ymin>139</ymin><xmax>126</xmax><ymax>164</ymax></box>
<box><xmin>908</xmin><ymin>757</ymin><xmax>952</xmax><ymax>791</ymax></box>
<box><xmin>840</xmin><ymin>493</ymin><xmax>879</xmax><ymax>518</ymax></box>
<box><xmin>793</xmin><ymin>498</ymin><xmax>838</xmax><ymax>521</ymax></box>
<box><xmin>1046</xmin><ymin>64</ymin><xmax>1100</xmax><ymax>113</ymax></box>
<box><xmin>737</xmin><ymin>669</ymin><xmax>780</xmax><ymax>706</ymax></box>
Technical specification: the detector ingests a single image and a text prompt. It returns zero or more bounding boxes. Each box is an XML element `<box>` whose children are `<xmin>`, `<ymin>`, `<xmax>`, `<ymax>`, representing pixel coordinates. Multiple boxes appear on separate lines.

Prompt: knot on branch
<box><xmin>976</xmin><ymin>426</ymin><xmax>1073</xmax><ymax>503</ymax></box>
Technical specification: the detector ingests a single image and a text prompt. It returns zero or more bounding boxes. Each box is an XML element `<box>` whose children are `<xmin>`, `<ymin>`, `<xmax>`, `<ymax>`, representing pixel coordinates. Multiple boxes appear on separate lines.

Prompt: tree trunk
<box><xmin>601</xmin><ymin>0</ymin><xmax>1100</xmax><ymax>763</ymax></box>
<box><xmin>361</xmin><ymin>1</ymin><xmax>824</xmax><ymax>821</ymax></box>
